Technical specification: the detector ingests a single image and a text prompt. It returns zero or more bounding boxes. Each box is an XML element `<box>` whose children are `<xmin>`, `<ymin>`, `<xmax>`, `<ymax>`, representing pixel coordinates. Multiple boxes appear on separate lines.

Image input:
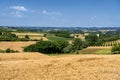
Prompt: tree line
<box><xmin>85</xmin><ymin>34</ymin><xmax>120</xmax><ymax>46</ymax></box>
<box><xmin>24</xmin><ymin>38</ymin><xmax>88</xmax><ymax>54</ymax></box>
<box><xmin>0</xmin><ymin>32</ymin><xmax>31</xmax><ymax>41</ymax></box>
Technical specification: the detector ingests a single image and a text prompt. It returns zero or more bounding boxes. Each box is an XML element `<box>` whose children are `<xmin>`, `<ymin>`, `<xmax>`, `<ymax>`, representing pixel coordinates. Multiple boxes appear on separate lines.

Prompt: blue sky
<box><xmin>0</xmin><ymin>0</ymin><xmax>120</xmax><ymax>27</ymax></box>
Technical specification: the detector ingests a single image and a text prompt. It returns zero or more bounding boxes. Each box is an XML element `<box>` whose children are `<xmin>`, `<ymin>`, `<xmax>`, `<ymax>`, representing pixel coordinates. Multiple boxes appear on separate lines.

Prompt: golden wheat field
<box><xmin>12</xmin><ymin>32</ymin><xmax>48</xmax><ymax>40</ymax></box>
<box><xmin>0</xmin><ymin>41</ymin><xmax>36</xmax><ymax>52</ymax></box>
<box><xmin>0</xmin><ymin>53</ymin><xmax>120</xmax><ymax>80</ymax></box>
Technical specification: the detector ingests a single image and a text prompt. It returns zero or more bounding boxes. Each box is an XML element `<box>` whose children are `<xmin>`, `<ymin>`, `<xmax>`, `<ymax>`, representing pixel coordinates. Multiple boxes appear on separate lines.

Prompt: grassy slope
<box><xmin>79</xmin><ymin>47</ymin><xmax>112</xmax><ymax>54</ymax></box>
<box><xmin>46</xmin><ymin>34</ymin><xmax>73</xmax><ymax>41</ymax></box>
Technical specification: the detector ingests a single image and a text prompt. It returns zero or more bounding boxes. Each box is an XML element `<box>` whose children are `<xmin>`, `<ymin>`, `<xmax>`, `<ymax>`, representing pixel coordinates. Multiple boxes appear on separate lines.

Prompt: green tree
<box><xmin>24</xmin><ymin>41</ymin><xmax>58</xmax><ymax>54</ymax></box>
<box><xmin>72</xmin><ymin>38</ymin><xmax>87</xmax><ymax>50</ymax></box>
<box><xmin>63</xmin><ymin>44</ymin><xmax>74</xmax><ymax>53</ymax></box>
<box><xmin>49</xmin><ymin>30</ymin><xmax>71</xmax><ymax>38</ymax></box>
<box><xmin>5</xmin><ymin>48</ymin><xmax>11</xmax><ymax>53</ymax></box>
<box><xmin>5</xmin><ymin>48</ymin><xmax>19</xmax><ymax>53</ymax></box>
<box><xmin>25</xmin><ymin>35</ymin><xmax>30</xmax><ymax>39</ymax></box>
<box><xmin>0</xmin><ymin>32</ymin><xmax>2</xmax><ymax>35</ymax></box>
<box><xmin>24</xmin><ymin>40</ymin><xmax>69</xmax><ymax>54</ymax></box>
<box><xmin>43</xmin><ymin>34</ymin><xmax>47</xmax><ymax>37</ymax></box>
<box><xmin>111</xmin><ymin>44</ymin><xmax>120</xmax><ymax>54</ymax></box>
<box><xmin>55</xmin><ymin>40</ymin><xmax>69</xmax><ymax>53</ymax></box>
<box><xmin>85</xmin><ymin>34</ymin><xmax>98</xmax><ymax>46</ymax></box>
<box><xmin>0</xmin><ymin>32</ymin><xmax>18</xmax><ymax>41</ymax></box>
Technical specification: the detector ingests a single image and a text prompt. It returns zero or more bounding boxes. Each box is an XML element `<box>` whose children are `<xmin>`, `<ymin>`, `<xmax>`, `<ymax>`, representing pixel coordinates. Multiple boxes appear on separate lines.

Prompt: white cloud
<box><xmin>11</xmin><ymin>11</ymin><xmax>23</xmax><ymax>18</ymax></box>
<box><xmin>9</xmin><ymin>5</ymin><xmax>27</xmax><ymax>18</ymax></box>
<box><xmin>15</xmin><ymin>11</ymin><xmax>23</xmax><ymax>18</ymax></box>
<box><xmin>91</xmin><ymin>16</ymin><xmax>97</xmax><ymax>20</ymax></box>
<box><xmin>10</xmin><ymin>6</ymin><xmax>27</xmax><ymax>11</ymax></box>
<box><xmin>43</xmin><ymin>10</ymin><xmax>47</xmax><ymax>14</ymax></box>
<box><xmin>42</xmin><ymin>9</ymin><xmax>61</xmax><ymax>15</ymax></box>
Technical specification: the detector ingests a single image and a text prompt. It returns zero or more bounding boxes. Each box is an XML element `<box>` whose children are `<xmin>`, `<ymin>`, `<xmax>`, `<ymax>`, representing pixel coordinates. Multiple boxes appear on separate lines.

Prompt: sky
<box><xmin>0</xmin><ymin>0</ymin><xmax>120</xmax><ymax>27</ymax></box>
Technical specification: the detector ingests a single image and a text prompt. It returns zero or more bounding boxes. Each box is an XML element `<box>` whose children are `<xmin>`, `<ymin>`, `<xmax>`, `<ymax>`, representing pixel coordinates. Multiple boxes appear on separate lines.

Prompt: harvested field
<box><xmin>12</xmin><ymin>32</ymin><xmax>43</xmax><ymax>36</ymax></box>
<box><xmin>0</xmin><ymin>52</ymin><xmax>49</xmax><ymax>61</ymax></box>
<box><xmin>12</xmin><ymin>32</ymin><xmax>48</xmax><ymax>40</ymax></box>
<box><xmin>29</xmin><ymin>37</ymin><xmax>48</xmax><ymax>41</ymax></box>
<box><xmin>0</xmin><ymin>53</ymin><xmax>120</xmax><ymax>80</ymax></box>
<box><xmin>0</xmin><ymin>41</ymin><xmax>36</xmax><ymax>52</ymax></box>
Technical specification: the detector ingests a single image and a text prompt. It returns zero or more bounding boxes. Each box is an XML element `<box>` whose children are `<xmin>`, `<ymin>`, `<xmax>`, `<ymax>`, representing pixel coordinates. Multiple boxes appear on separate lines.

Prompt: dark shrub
<box><xmin>24</xmin><ymin>41</ymin><xmax>58</xmax><ymax>54</ymax></box>
<box><xmin>54</xmin><ymin>40</ymin><xmax>69</xmax><ymax>53</ymax></box>
<box><xmin>5</xmin><ymin>48</ymin><xmax>11</xmax><ymax>53</ymax></box>
<box><xmin>63</xmin><ymin>45</ymin><xmax>74</xmax><ymax>53</ymax></box>
<box><xmin>25</xmin><ymin>35</ymin><xmax>30</xmax><ymax>39</ymax></box>
<box><xmin>85</xmin><ymin>34</ymin><xmax>98</xmax><ymax>46</ymax></box>
<box><xmin>112</xmin><ymin>51</ymin><xmax>120</xmax><ymax>54</ymax></box>
<box><xmin>111</xmin><ymin>44</ymin><xmax>120</xmax><ymax>54</ymax></box>
<box><xmin>72</xmin><ymin>38</ymin><xmax>88</xmax><ymax>50</ymax></box>
<box><xmin>5</xmin><ymin>48</ymin><xmax>19</xmax><ymax>53</ymax></box>
<box><xmin>24</xmin><ymin>40</ymin><xmax>69</xmax><ymax>54</ymax></box>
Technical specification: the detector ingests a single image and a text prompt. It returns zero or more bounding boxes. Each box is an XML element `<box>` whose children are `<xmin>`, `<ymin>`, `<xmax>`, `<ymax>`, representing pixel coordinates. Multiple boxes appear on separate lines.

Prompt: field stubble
<box><xmin>12</xmin><ymin>32</ymin><xmax>48</xmax><ymax>40</ymax></box>
<box><xmin>0</xmin><ymin>52</ymin><xmax>120</xmax><ymax>80</ymax></box>
<box><xmin>0</xmin><ymin>41</ymin><xmax>36</xmax><ymax>52</ymax></box>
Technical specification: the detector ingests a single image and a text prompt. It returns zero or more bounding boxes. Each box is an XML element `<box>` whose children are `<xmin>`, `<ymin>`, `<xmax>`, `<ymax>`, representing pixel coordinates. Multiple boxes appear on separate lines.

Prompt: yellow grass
<box><xmin>12</xmin><ymin>32</ymin><xmax>48</xmax><ymax>40</ymax></box>
<box><xmin>12</xmin><ymin>32</ymin><xmax>43</xmax><ymax>36</ymax></box>
<box><xmin>0</xmin><ymin>53</ymin><xmax>120</xmax><ymax>80</ymax></box>
<box><xmin>29</xmin><ymin>37</ymin><xmax>48</xmax><ymax>41</ymax></box>
<box><xmin>0</xmin><ymin>52</ymin><xmax>49</xmax><ymax>61</ymax></box>
<box><xmin>0</xmin><ymin>41</ymin><xmax>36</xmax><ymax>52</ymax></box>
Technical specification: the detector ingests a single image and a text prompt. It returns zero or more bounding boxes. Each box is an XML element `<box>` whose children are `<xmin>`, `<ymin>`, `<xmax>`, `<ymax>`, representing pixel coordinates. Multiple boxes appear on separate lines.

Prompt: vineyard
<box><xmin>102</xmin><ymin>40</ymin><xmax>120</xmax><ymax>46</ymax></box>
<box><xmin>88</xmin><ymin>40</ymin><xmax>120</xmax><ymax>47</ymax></box>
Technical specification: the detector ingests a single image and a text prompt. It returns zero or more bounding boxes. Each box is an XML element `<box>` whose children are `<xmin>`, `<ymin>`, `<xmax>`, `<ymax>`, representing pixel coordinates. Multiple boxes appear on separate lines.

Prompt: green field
<box><xmin>46</xmin><ymin>34</ymin><xmax>73</xmax><ymax>41</ymax></box>
<box><xmin>79</xmin><ymin>47</ymin><xmax>111</xmax><ymax>55</ymax></box>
